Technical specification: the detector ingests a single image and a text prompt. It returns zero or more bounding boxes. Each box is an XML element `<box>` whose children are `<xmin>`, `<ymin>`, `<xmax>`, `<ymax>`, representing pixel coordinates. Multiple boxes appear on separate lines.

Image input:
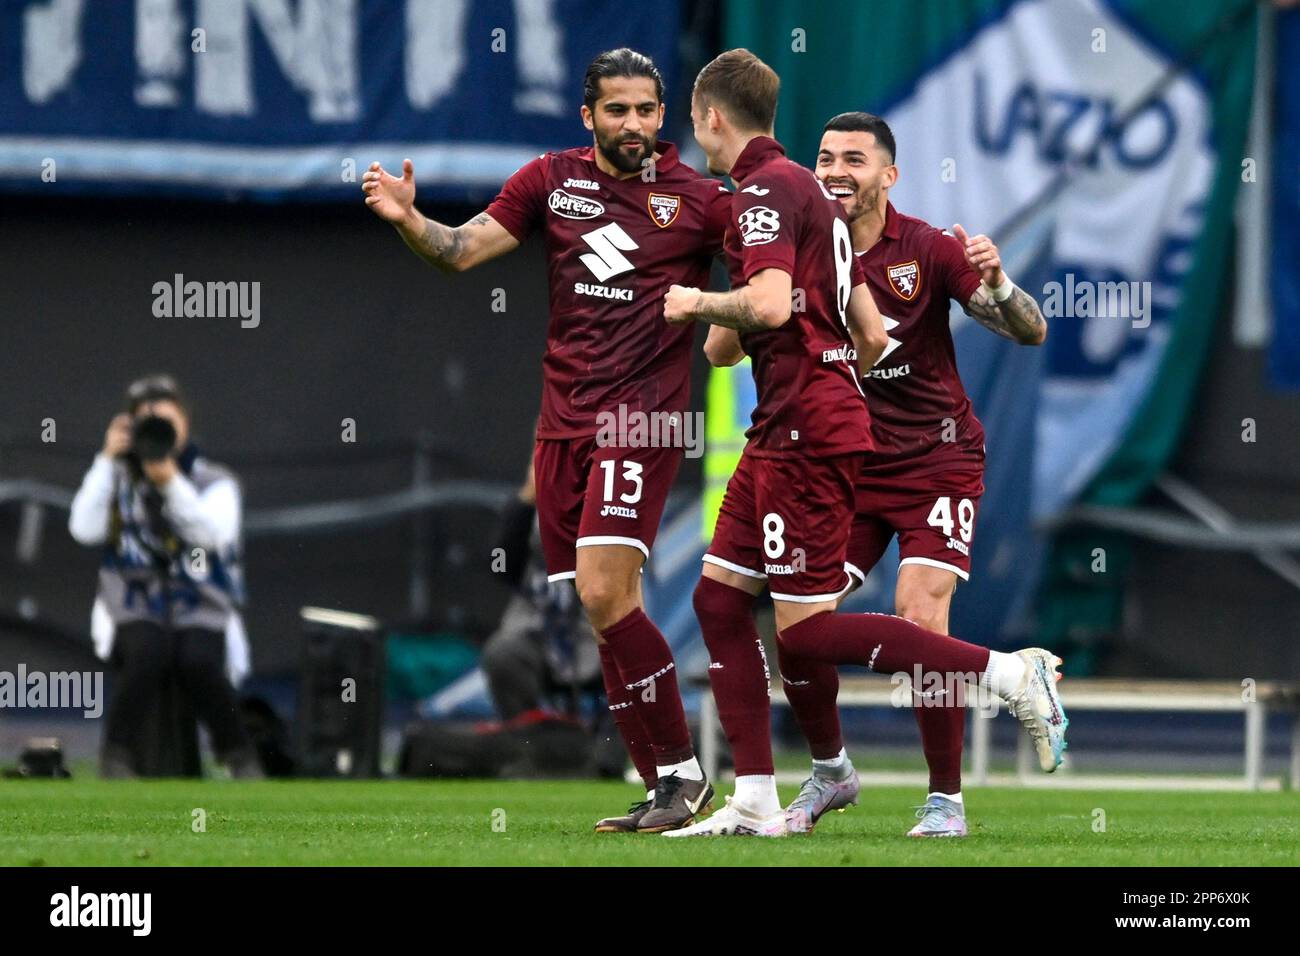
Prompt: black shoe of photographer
<box><xmin>100</xmin><ymin>744</ymin><xmax>137</xmax><ymax>779</ymax></box>
<box><xmin>223</xmin><ymin>746</ymin><xmax>266</xmax><ymax>780</ymax></box>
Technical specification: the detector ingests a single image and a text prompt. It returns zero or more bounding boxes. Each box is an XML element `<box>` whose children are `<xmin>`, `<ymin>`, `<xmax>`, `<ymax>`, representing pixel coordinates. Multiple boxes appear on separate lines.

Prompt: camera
<box><xmin>129</xmin><ymin>414</ymin><xmax>177</xmax><ymax>463</ymax></box>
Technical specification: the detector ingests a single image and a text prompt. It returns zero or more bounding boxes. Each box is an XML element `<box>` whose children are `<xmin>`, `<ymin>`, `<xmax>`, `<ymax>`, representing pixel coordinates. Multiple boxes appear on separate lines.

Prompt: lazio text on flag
<box><xmin>882</xmin><ymin>0</ymin><xmax>1214</xmax><ymax>520</ymax></box>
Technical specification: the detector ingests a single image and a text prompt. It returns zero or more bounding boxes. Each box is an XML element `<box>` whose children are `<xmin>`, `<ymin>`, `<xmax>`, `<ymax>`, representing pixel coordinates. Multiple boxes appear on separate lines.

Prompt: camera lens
<box><xmin>131</xmin><ymin>415</ymin><xmax>177</xmax><ymax>462</ymax></box>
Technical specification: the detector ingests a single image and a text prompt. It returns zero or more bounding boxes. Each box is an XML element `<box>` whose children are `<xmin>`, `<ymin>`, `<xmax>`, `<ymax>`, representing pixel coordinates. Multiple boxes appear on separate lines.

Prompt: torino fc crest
<box><xmin>647</xmin><ymin>193</ymin><xmax>681</xmax><ymax>227</ymax></box>
<box><xmin>887</xmin><ymin>260</ymin><xmax>921</xmax><ymax>301</ymax></box>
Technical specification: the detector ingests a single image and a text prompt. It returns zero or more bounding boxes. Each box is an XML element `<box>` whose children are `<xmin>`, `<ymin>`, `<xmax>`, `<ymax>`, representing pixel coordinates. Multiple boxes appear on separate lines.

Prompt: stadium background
<box><xmin>1</xmin><ymin>0</ymin><xmax>1297</xmax><ymax>774</ymax></box>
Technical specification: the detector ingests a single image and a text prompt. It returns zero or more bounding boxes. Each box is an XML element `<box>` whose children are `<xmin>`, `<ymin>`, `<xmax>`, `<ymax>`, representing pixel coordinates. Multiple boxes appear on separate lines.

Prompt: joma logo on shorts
<box><xmin>946</xmin><ymin>537</ymin><xmax>970</xmax><ymax>556</ymax></box>
<box><xmin>599</xmin><ymin>505</ymin><xmax>638</xmax><ymax>518</ymax></box>
<box><xmin>764</xmin><ymin>562</ymin><xmax>795</xmax><ymax>575</ymax></box>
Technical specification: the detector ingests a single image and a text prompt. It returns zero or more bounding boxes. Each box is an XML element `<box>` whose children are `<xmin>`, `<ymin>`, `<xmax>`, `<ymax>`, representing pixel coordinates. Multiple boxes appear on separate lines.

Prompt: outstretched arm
<box><xmin>952</xmin><ymin>223</ymin><xmax>1047</xmax><ymax>345</ymax></box>
<box><xmin>363</xmin><ymin>159</ymin><xmax>518</xmax><ymax>272</ymax></box>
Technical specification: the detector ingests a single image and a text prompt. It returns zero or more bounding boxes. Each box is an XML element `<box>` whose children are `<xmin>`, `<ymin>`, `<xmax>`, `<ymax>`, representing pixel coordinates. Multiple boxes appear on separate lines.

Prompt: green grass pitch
<box><xmin>4</xmin><ymin>778</ymin><xmax>1297</xmax><ymax>866</ymax></box>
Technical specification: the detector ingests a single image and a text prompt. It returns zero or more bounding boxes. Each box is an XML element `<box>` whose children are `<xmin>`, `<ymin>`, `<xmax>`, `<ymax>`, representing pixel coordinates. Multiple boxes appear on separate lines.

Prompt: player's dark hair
<box><xmin>823</xmin><ymin>112</ymin><xmax>896</xmax><ymax>164</ymax></box>
<box><xmin>583</xmin><ymin>48</ymin><xmax>664</xmax><ymax>110</ymax></box>
<box><xmin>693</xmin><ymin>48</ymin><xmax>779</xmax><ymax>133</ymax></box>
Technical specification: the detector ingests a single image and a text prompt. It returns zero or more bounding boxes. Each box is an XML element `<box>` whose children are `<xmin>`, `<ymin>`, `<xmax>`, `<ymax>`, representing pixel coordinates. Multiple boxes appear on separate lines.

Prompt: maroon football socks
<box><xmin>916</xmin><ymin>700</ymin><xmax>965</xmax><ymax>796</ymax></box>
<box><xmin>600</xmin><ymin>608</ymin><xmax>695</xmax><ymax>766</ymax></box>
<box><xmin>692</xmin><ymin>577</ymin><xmax>774</xmax><ymax>776</ymax></box>
<box><xmin>778</xmin><ymin>610</ymin><xmax>991</xmax><ymax>686</ymax></box>
<box><xmin>776</xmin><ymin>640</ymin><xmax>845</xmax><ymax>761</ymax></box>
<box><xmin>597</xmin><ymin>643</ymin><xmax>657</xmax><ymax>790</ymax></box>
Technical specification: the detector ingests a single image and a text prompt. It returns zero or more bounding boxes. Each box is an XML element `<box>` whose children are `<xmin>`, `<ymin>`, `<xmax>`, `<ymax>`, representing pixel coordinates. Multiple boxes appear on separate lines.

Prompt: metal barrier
<box><xmin>698</xmin><ymin>676</ymin><xmax>1300</xmax><ymax>791</ymax></box>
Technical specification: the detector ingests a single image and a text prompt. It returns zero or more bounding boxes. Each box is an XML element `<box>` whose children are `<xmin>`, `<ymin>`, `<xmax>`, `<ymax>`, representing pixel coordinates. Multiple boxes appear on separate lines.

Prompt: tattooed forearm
<box><xmin>400</xmin><ymin>213</ymin><xmax>491</xmax><ymax>273</ymax></box>
<box><xmin>412</xmin><ymin>219</ymin><xmax>462</xmax><ymax>270</ymax></box>
<box><xmin>966</xmin><ymin>283</ymin><xmax>1047</xmax><ymax>344</ymax></box>
<box><xmin>691</xmin><ymin>288</ymin><xmax>770</xmax><ymax>333</ymax></box>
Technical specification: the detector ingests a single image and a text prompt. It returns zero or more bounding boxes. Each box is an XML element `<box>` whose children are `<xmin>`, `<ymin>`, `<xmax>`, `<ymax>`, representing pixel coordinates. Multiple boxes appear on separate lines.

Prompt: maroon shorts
<box><xmin>704</xmin><ymin>451</ymin><xmax>859</xmax><ymax>603</ymax></box>
<box><xmin>533</xmin><ymin>436</ymin><xmax>682</xmax><ymax>581</ymax></box>
<box><xmin>846</xmin><ymin>468</ymin><xmax>984</xmax><ymax>583</ymax></box>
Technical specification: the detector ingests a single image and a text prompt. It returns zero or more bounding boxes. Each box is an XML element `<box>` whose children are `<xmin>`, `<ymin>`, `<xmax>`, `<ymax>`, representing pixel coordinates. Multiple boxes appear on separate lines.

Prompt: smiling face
<box><xmin>581</xmin><ymin>75</ymin><xmax>664</xmax><ymax>175</ymax></box>
<box><xmin>815</xmin><ymin>129</ymin><xmax>898</xmax><ymax>223</ymax></box>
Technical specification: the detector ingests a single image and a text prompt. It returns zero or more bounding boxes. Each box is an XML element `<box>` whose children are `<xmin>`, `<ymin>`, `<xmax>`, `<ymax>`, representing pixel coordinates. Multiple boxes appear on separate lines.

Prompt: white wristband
<box><xmin>986</xmin><ymin>276</ymin><xmax>1015</xmax><ymax>302</ymax></box>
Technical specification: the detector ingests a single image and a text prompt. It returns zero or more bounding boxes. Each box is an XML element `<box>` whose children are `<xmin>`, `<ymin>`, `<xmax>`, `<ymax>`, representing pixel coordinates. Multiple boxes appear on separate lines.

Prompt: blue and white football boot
<box><xmin>906</xmin><ymin>795</ymin><xmax>968</xmax><ymax>838</ymax></box>
<box><xmin>783</xmin><ymin>759</ymin><xmax>861</xmax><ymax>834</ymax></box>
<box><xmin>1004</xmin><ymin>648</ymin><xmax>1069</xmax><ymax>772</ymax></box>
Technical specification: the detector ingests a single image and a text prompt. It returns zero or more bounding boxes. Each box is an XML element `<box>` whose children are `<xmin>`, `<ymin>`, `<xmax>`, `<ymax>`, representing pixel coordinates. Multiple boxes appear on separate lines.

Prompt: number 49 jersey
<box><xmin>723</xmin><ymin>136</ymin><xmax>872</xmax><ymax>459</ymax></box>
<box><xmin>485</xmin><ymin>142</ymin><xmax>730</xmax><ymax>440</ymax></box>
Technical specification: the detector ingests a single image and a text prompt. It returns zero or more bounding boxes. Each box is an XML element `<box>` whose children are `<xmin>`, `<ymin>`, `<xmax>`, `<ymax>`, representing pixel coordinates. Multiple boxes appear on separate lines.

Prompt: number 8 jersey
<box><xmin>485</xmin><ymin>141</ymin><xmax>731</xmax><ymax>439</ymax></box>
<box><xmin>722</xmin><ymin>136</ymin><xmax>873</xmax><ymax>459</ymax></box>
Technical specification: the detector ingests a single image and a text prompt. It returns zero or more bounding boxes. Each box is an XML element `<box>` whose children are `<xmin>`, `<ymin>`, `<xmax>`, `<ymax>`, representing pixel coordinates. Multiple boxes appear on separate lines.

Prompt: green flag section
<box><xmin>725</xmin><ymin>0</ymin><xmax>1010</xmax><ymax>159</ymax></box>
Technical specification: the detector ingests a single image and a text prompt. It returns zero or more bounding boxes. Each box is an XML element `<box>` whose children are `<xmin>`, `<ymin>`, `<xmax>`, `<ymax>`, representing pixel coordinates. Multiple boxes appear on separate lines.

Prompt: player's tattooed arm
<box><xmin>951</xmin><ymin>223</ymin><xmax>1047</xmax><ymax>345</ymax></box>
<box><xmin>665</xmin><ymin>268</ymin><xmax>793</xmax><ymax>331</ymax></box>
<box><xmin>399</xmin><ymin>211</ymin><xmax>518</xmax><ymax>273</ymax></box>
<box><xmin>363</xmin><ymin>159</ymin><xmax>518</xmax><ymax>272</ymax></box>
<box><xmin>965</xmin><ymin>283</ymin><xmax>1048</xmax><ymax>345</ymax></box>
<box><xmin>692</xmin><ymin>288</ymin><xmax>770</xmax><ymax>332</ymax></box>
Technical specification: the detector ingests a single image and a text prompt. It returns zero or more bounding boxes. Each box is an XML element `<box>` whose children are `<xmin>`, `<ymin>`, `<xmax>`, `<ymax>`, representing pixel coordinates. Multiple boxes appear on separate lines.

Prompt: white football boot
<box><xmin>661</xmin><ymin>795</ymin><xmax>787</xmax><ymax>837</ymax></box>
<box><xmin>1003</xmin><ymin>648</ymin><xmax>1069</xmax><ymax>772</ymax></box>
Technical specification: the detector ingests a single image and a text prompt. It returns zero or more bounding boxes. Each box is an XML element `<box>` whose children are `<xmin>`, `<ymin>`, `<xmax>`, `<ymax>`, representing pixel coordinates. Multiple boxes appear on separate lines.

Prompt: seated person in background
<box><xmin>481</xmin><ymin>460</ymin><xmax>602</xmax><ymax>720</ymax></box>
<box><xmin>68</xmin><ymin>374</ymin><xmax>261</xmax><ymax>778</ymax></box>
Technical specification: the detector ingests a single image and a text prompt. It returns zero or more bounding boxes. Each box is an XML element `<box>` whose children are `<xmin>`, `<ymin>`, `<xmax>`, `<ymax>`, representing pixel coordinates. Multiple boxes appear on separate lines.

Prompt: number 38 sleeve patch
<box><xmin>738</xmin><ymin>206</ymin><xmax>781</xmax><ymax>245</ymax></box>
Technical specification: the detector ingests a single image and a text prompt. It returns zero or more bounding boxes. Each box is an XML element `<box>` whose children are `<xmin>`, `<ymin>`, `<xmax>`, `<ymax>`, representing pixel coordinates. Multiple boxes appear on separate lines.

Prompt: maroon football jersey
<box><xmin>723</xmin><ymin>137</ymin><xmax>871</xmax><ymax>459</ymax></box>
<box><xmin>855</xmin><ymin>202</ymin><xmax>985</xmax><ymax>481</ymax></box>
<box><xmin>485</xmin><ymin>142</ymin><xmax>730</xmax><ymax>439</ymax></box>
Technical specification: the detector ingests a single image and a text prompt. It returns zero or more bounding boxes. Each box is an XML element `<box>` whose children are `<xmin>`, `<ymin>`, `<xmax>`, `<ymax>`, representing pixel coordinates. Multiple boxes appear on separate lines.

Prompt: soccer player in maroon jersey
<box><xmin>662</xmin><ymin>51</ymin><xmax>1067</xmax><ymax>837</ymax></box>
<box><xmin>363</xmin><ymin>49</ymin><xmax>731</xmax><ymax>833</ymax></box>
<box><xmin>774</xmin><ymin>112</ymin><xmax>1050</xmax><ymax>838</ymax></box>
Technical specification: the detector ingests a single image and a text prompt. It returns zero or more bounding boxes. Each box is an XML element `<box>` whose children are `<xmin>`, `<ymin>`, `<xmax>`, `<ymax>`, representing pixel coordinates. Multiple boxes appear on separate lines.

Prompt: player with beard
<box><xmin>662</xmin><ymin>51</ymin><xmax>1066</xmax><ymax>838</ymax></box>
<box><xmin>769</xmin><ymin>112</ymin><xmax>1048</xmax><ymax>837</ymax></box>
<box><xmin>364</xmin><ymin>49</ymin><xmax>731</xmax><ymax>834</ymax></box>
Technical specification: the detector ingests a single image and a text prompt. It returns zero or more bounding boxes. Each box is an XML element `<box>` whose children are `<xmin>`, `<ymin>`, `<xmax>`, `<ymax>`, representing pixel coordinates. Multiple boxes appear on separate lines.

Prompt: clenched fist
<box><xmin>664</xmin><ymin>284</ymin><xmax>701</xmax><ymax>326</ymax></box>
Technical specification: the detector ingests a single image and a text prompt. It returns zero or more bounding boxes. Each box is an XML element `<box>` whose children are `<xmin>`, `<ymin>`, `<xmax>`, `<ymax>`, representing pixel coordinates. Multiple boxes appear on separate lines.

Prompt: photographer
<box><xmin>481</xmin><ymin>459</ymin><xmax>602</xmax><ymax>720</ymax></box>
<box><xmin>68</xmin><ymin>375</ymin><xmax>260</xmax><ymax>778</ymax></box>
